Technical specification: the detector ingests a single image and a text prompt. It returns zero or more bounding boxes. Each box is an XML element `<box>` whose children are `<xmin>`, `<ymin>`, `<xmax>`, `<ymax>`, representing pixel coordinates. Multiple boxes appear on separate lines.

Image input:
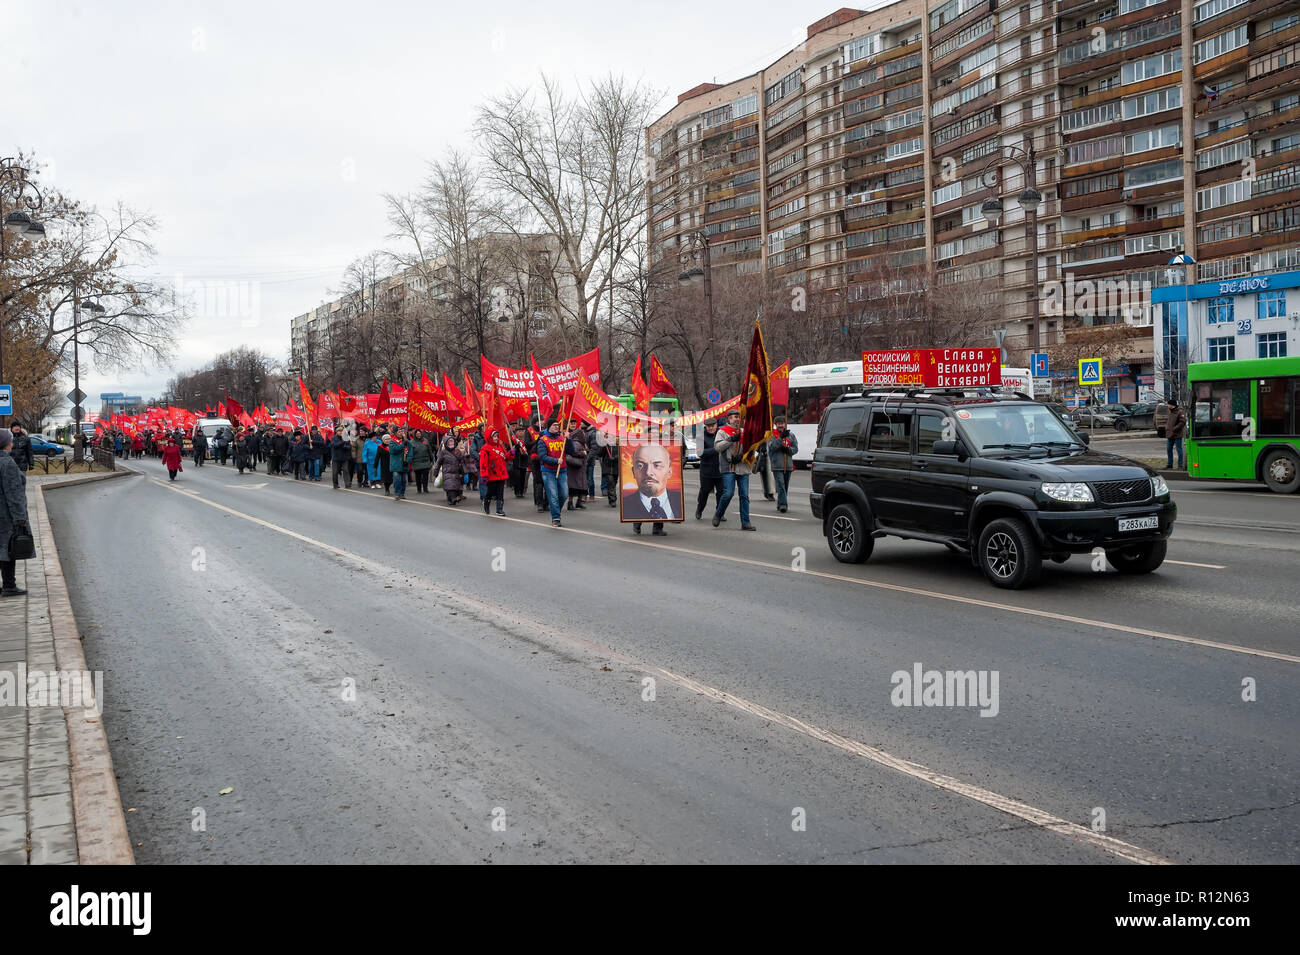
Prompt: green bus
<box><xmin>612</xmin><ymin>394</ymin><xmax>680</xmax><ymax>416</ymax></box>
<box><xmin>1187</xmin><ymin>356</ymin><xmax>1300</xmax><ymax>493</ymax></box>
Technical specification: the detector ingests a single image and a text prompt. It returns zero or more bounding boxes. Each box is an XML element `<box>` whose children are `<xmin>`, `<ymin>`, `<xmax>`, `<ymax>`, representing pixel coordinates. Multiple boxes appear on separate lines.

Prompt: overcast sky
<box><xmin>5</xmin><ymin>0</ymin><xmax>888</xmax><ymax>411</ymax></box>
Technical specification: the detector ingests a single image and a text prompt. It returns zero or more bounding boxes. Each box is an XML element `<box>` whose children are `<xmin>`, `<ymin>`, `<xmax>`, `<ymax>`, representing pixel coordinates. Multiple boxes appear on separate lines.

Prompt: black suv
<box><xmin>809</xmin><ymin>390</ymin><xmax>1176</xmax><ymax>589</ymax></box>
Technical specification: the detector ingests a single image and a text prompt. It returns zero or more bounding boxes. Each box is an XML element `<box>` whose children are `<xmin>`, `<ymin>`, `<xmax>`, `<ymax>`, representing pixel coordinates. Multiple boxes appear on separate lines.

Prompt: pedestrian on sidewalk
<box><xmin>479</xmin><ymin>429</ymin><xmax>512</xmax><ymax>515</ymax></box>
<box><xmin>712</xmin><ymin>409</ymin><xmax>755</xmax><ymax>531</ymax></box>
<box><xmin>161</xmin><ymin>438</ymin><xmax>184</xmax><ymax>482</ymax></box>
<box><xmin>767</xmin><ymin>417</ymin><xmax>798</xmax><ymax>513</ymax></box>
<box><xmin>0</xmin><ymin>428</ymin><xmax>31</xmax><ymax>597</ymax></box>
<box><xmin>9</xmin><ymin>425</ymin><xmax>33</xmax><ymax>473</ymax></box>
<box><xmin>1166</xmin><ymin>400</ymin><xmax>1187</xmax><ymax>470</ymax></box>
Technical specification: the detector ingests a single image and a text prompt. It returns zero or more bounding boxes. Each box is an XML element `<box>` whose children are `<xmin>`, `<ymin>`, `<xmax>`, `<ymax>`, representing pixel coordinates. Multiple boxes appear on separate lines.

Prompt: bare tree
<box><xmin>475</xmin><ymin>74</ymin><xmax>658</xmax><ymax>355</ymax></box>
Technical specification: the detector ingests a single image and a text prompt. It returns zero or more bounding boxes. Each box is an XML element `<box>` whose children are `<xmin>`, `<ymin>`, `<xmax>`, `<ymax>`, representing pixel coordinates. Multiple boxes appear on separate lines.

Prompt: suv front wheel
<box><xmin>1106</xmin><ymin>540</ymin><xmax>1167</xmax><ymax>574</ymax></box>
<box><xmin>826</xmin><ymin>502</ymin><xmax>874</xmax><ymax>564</ymax></box>
<box><xmin>977</xmin><ymin>517</ymin><xmax>1042</xmax><ymax>589</ymax></box>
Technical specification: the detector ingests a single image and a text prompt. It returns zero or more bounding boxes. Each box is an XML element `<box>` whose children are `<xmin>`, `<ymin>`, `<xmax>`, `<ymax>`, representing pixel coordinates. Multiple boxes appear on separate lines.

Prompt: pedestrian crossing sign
<box><xmin>1078</xmin><ymin>358</ymin><xmax>1102</xmax><ymax>386</ymax></box>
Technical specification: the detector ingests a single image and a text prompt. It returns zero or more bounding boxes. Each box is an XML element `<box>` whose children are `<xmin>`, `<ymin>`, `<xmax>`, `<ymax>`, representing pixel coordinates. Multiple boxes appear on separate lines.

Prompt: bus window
<box><xmin>1193</xmin><ymin>380</ymin><xmax>1250</xmax><ymax>438</ymax></box>
<box><xmin>1258</xmin><ymin>378</ymin><xmax>1296</xmax><ymax>436</ymax></box>
<box><xmin>788</xmin><ymin>385</ymin><xmax>855</xmax><ymax>424</ymax></box>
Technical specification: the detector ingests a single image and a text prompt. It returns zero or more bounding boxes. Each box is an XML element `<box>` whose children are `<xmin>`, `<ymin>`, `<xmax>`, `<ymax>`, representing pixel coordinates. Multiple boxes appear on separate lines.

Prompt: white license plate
<box><xmin>1118</xmin><ymin>515</ymin><xmax>1159</xmax><ymax>532</ymax></box>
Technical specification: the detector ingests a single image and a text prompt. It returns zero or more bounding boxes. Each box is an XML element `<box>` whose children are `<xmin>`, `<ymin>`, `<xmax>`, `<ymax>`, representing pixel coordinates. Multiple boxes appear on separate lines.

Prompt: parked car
<box><xmin>29</xmin><ymin>436</ymin><xmax>66</xmax><ymax>456</ymax></box>
<box><xmin>1095</xmin><ymin>403</ymin><xmax>1156</xmax><ymax>431</ymax></box>
<box><xmin>1068</xmin><ymin>407</ymin><xmax>1119</xmax><ymax>429</ymax></box>
<box><xmin>810</xmin><ymin>390</ymin><xmax>1176</xmax><ymax>589</ymax></box>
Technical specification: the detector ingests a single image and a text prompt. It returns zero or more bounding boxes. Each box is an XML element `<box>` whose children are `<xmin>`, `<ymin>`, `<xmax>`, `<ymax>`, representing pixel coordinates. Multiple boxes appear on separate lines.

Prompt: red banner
<box><xmin>862</xmin><ymin>348</ymin><xmax>1002</xmax><ymax>388</ymax></box>
<box><xmin>739</xmin><ymin>323</ymin><xmax>773</xmax><ymax>459</ymax></box>
<box><xmin>480</xmin><ymin>348</ymin><xmax>602</xmax><ymax>409</ymax></box>
<box><xmin>407</xmin><ymin>388</ymin><xmax>456</xmax><ymax>432</ymax></box>
<box><xmin>274</xmin><ymin>410</ymin><xmax>293</xmax><ymax>430</ymax></box>
<box><xmin>375</xmin><ymin>380</ymin><xmax>408</xmax><ymax>417</ymax></box>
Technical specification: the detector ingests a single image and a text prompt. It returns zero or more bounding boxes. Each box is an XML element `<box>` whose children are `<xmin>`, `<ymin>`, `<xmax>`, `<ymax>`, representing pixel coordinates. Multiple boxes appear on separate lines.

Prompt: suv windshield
<box><xmin>958</xmin><ymin>404</ymin><xmax>1080</xmax><ymax>453</ymax></box>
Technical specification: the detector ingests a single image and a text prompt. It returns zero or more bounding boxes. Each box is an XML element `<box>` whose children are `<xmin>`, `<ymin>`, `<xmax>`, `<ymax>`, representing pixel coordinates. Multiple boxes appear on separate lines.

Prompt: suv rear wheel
<box><xmin>977</xmin><ymin>517</ymin><xmax>1041</xmax><ymax>589</ymax></box>
<box><xmin>1106</xmin><ymin>540</ymin><xmax>1167</xmax><ymax>574</ymax></box>
<box><xmin>827</xmin><ymin>502</ymin><xmax>873</xmax><ymax>564</ymax></box>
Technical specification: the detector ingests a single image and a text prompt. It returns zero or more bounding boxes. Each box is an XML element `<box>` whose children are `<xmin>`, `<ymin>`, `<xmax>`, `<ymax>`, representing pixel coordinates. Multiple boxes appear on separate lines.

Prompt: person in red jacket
<box><xmin>161</xmin><ymin>439</ymin><xmax>184</xmax><ymax>481</ymax></box>
<box><xmin>478</xmin><ymin>429</ymin><xmax>513</xmax><ymax>516</ymax></box>
<box><xmin>130</xmin><ymin>433</ymin><xmax>144</xmax><ymax>459</ymax></box>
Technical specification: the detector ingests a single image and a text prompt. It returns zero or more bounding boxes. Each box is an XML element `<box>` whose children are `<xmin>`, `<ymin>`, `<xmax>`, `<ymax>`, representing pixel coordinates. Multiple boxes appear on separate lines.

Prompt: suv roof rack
<box><xmin>834</xmin><ymin>387</ymin><xmax>1037</xmax><ymax>404</ymax></box>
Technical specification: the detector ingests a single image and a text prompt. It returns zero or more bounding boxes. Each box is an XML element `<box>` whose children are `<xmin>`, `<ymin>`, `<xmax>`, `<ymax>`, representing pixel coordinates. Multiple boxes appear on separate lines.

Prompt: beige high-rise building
<box><xmin>646</xmin><ymin>0</ymin><xmax>1300</xmax><ymax>401</ymax></box>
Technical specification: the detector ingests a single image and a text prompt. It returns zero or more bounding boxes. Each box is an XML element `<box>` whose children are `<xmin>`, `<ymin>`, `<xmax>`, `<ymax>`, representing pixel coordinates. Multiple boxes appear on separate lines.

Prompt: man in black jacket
<box><xmin>329</xmin><ymin>432</ymin><xmax>352</xmax><ymax>489</ymax></box>
<box><xmin>9</xmin><ymin>426</ymin><xmax>34</xmax><ymax>473</ymax></box>
<box><xmin>695</xmin><ymin>419</ymin><xmax>724</xmax><ymax>521</ymax></box>
<box><xmin>269</xmin><ymin>429</ymin><xmax>289</xmax><ymax>476</ymax></box>
<box><xmin>192</xmin><ymin>429</ymin><xmax>208</xmax><ymax>466</ymax></box>
<box><xmin>308</xmin><ymin>426</ymin><xmax>327</xmax><ymax>481</ymax></box>
<box><xmin>244</xmin><ymin>427</ymin><xmax>261</xmax><ymax>471</ymax></box>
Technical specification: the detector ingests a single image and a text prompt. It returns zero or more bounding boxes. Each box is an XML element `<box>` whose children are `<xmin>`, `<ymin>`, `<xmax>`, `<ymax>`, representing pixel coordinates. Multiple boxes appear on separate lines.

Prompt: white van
<box><xmin>193</xmin><ymin>417</ymin><xmax>233</xmax><ymax>458</ymax></box>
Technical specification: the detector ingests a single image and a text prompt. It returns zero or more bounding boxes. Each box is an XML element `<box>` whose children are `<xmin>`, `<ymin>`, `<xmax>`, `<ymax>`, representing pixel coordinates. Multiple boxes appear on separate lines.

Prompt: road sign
<box><xmin>1032</xmin><ymin>378</ymin><xmax>1052</xmax><ymax>398</ymax></box>
<box><xmin>66</xmin><ymin>387</ymin><xmax>87</xmax><ymax>405</ymax></box>
<box><xmin>706</xmin><ymin>388</ymin><xmax>722</xmax><ymax>404</ymax></box>
<box><xmin>71</xmin><ymin>406</ymin><xmax>84</xmax><ymax>423</ymax></box>
<box><xmin>0</xmin><ymin>385</ymin><xmax>11</xmax><ymax>416</ymax></box>
<box><xmin>1078</xmin><ymin>358</ymin><xmax>1103</xmax><ymax>386</ymax></box>
<box><xmin>1031</xmin><ymin>353</ymin><xmax>1049</xmax><ymax>377</ymax></box>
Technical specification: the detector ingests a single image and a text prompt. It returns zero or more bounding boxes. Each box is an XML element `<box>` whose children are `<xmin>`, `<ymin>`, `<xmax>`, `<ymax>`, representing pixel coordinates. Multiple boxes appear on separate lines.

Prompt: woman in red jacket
<box><xmin>478</xmin><ymin>429</ymin><xmax>513</xmax><ymax>516</ymax></box>
<box><xmin>161</xmin><ymin>439</ymin><xmax>184</xmax><ymax>481</ymax></box>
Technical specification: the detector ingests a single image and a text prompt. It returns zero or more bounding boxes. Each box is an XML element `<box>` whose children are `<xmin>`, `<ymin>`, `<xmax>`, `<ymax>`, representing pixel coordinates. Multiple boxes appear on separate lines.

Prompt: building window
<box><xmin>1193</xmin><ymin>25</ymin><xmax>1248</xmax><ymax>64</ymax></box>
<box><xmin>1207</xmin><ymin>336</ymin><xmax>1236</xmax><ymax>361</ymax></box>
<box><xmin>1258</xmin><ymin>332</ymin><xmax>1288</xmax><ymax>357</ymax></box>
<box><xmin>1207</xmin><ymin>297</ymin><xmax>1235</xmax><ymax>325</ymax></box>
<box><xmin>1259</xmin><ymin>290</ymin><xmax>1287</xmax><ymax>320</ymax></box>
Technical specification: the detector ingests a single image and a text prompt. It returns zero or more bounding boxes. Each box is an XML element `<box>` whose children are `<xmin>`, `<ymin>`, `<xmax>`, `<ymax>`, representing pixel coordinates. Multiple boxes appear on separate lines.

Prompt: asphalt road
<box><xmin>44</xmin><ymin>456</ymin><xmax>1300</xmax><ymax>864</ymax></box>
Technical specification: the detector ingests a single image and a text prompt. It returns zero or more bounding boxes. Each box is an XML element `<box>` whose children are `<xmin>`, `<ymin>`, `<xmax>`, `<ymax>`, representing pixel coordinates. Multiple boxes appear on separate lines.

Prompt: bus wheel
<box><xmin>1262</xmin><ymin>450</ymin><xmax>1300</xmax><ymax>494</ymax></box>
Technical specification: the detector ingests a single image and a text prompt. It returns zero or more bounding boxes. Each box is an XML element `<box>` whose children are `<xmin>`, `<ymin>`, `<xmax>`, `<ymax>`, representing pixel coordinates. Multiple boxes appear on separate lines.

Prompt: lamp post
<box><xmin>978</xmin><ymin>143</ymin><xmax>1043</xmax><ymax>353</ymax></box>
<box><xmin>677</xmin><ymin>231</ymin><xmax>720</xmax><ymax>395</ymax></box>
<box><xmin>70</xmin><ymin>287</ymin><xmax>105</xmax><ymax>461</ymax></box>
<box><xmin>1</xmin><ymin>158</ymin><xmax>49</xmax><ymax>425</ymax></box>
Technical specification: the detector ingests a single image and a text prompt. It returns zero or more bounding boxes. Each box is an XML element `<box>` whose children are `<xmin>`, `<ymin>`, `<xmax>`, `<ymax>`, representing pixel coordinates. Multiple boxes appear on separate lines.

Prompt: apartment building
<box><xmin>646</xmin><ymin>0</ymin><xmax>1300</xmax><ymax>401</ymax></box>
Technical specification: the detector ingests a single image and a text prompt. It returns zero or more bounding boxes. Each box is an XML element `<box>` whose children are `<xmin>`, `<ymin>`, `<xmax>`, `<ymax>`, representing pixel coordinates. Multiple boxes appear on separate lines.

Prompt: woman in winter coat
<box><xmin>564</xmin><ymin>423</ymin><xmax>587</xmax><ymax>511</ymax></box>
<box><xmin>161</xmin><ymin>438</ymin><xmax>184</xmax><ymax>481</ymax></box>
<box><xmin>458</xmin><ymin>434</ymin><xmax>479</xmax><ymax>492</ymax></box>
<box><xmin>408</xmin><ymin>430</ymin><xmax>434</xmax><ymax>494</ymax></box>
<box><xmin>130</xmin><ymin>433</ymin><xmax>144</xmax><ymax>458</ymax></box>
<box><xmin>351</xmin><ymin>429</ymin><xmax>369</xmax><ymax>488</ymax></box>
<box><xmin>363</xmin><ymin>433</ymin><xmax>381</xmax><ymax>488</ymax></box>
<box><xmin>432</xmin><ymin>435</ymin><xmax>465</xmax><ymax>505</ymax></box>
<box><xmin>478</xmin><ymin>429</ymin><xmax>513</xmax><ymax>516</ymax></box>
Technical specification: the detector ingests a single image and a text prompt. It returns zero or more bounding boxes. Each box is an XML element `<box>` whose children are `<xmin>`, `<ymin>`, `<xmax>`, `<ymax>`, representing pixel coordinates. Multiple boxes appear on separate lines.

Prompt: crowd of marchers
<box><xmin>86</xmin><ymin>408</ymin><xmax>801</xmax><ymax>536</ymax></box>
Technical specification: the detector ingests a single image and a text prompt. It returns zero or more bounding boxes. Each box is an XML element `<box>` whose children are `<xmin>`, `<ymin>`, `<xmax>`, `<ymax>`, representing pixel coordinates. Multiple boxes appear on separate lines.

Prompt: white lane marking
<box><xmin>1164</xmin><ymin>559</ymin><xmax>1227</xmax><ymax>569</ymax></box>
<box><xmin>148</xmin><ymin>477</ymin><xmax>1169</xmax><ymax>865</ymax></box>
<box><xmin>379</xmin><ymin>492</ymin><xmax>1300</xmax><ymax>665</ymax></box>
<box><xmin>227</xmin><ymin>482</ymin><xmax>268</xmax><ymax>489</ymax></box>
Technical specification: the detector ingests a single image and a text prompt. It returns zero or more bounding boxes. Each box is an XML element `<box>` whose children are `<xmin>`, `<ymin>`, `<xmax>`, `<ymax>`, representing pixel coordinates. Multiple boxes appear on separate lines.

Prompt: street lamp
<box><xmin>1</xmin><ymin>158</ymin><xmax>49</xmax><ymax>424</ymax></box>
<box><xmin>978</xmin><ymin>143</ymin><xmax>1043</xmax><ymax>351</ymax></box>
<box><xmin>677</xmin><ymin>231</ymin><xmax>719</xmax><ymax>394</ymax></box>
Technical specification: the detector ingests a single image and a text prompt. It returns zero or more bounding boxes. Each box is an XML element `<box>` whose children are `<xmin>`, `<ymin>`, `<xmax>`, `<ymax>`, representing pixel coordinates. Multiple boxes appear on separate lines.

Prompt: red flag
<box><xmin>239</xmin><ymin>411</ymin><xmax>255</xmax><ymax>428</ymax></box>
<box><xmin>739</xmin><ymin>322</ymin><xmax>773</xmax><ymax>459</ymax></box>
<box><xmin>421</xmin><ymin>369</ymin><xmax>436</xmax><ymax>391</ymax></box>
<box><xmin>217</xmin><ymin>401</ymin><xmax>226</xmax><ymax>418</ymax></box>
<box><xmin>631</xmin><ymin>355</ymin><xmax>651</xmax><ymax>413</ymax></box>
<box><xmin>530</xmin><ymin>354</ymin><xmax>560</xmax><ymax>419</ymax></box>
<box><xmin>443</xmin><ymin>373</ymin><xmax>469</xmax><ymax>416</ymax></box>
<box><xmin>769</xmin><ymin>359</ymin><xmax>790</xmax><ymax>407</ymax></box>
<box><xmin>463</xmin><ymin>369</ymin><xmax>483</xmax><ymax>415</ymax></box>
<box><xmin>481</xmin><ymin>382</ymin><xmax>511</xmax><ymax>439</ymax></box>
<box><xmin>297</xmin><ymin>378</ymin><xmax>318</xmax><ymax>427</ymax></box>
<box><xmin>648</xmin><ymin>354</ymin><xmax>677</xmax><ymax>397</ymax></box>
<box><xmin>225</xmin><ymin>395</ymin><xmax>245</xmax><ymax>422</ymax></box>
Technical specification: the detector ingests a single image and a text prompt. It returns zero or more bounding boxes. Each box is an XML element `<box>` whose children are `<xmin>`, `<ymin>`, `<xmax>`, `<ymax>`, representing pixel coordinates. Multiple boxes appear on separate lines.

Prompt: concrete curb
<box><xmin>35</xmin><ymin>477</ymin><xmax>135</xmax><ymax>865</ymax></box>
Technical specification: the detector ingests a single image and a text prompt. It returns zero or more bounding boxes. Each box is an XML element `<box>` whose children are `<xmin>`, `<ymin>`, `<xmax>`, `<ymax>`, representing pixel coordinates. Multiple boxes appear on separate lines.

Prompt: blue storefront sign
<box><xmin>1152</xmin><ymin>269</ymin><xmax>1300</xmax><ymax>303</ymax></box>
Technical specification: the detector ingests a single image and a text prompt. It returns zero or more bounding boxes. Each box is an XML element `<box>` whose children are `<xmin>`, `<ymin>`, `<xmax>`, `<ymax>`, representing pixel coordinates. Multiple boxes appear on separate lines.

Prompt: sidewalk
<box><xmin>0</xmin><ymin>470</ymin><xmax>134</xmax><ymax>865</ymax></box>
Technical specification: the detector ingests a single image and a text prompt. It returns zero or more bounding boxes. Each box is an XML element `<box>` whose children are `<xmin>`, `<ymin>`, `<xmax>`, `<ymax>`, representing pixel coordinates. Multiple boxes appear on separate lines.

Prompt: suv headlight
<box><xmin>1041</xmin><ymin>482</ymin><xmax>1094</xmax><ymax>503</ymax></box>
<box><xmin>1151</xmin><ymin>474</ymin><xmax>1170</xmax><ymax>497</ymax></box>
